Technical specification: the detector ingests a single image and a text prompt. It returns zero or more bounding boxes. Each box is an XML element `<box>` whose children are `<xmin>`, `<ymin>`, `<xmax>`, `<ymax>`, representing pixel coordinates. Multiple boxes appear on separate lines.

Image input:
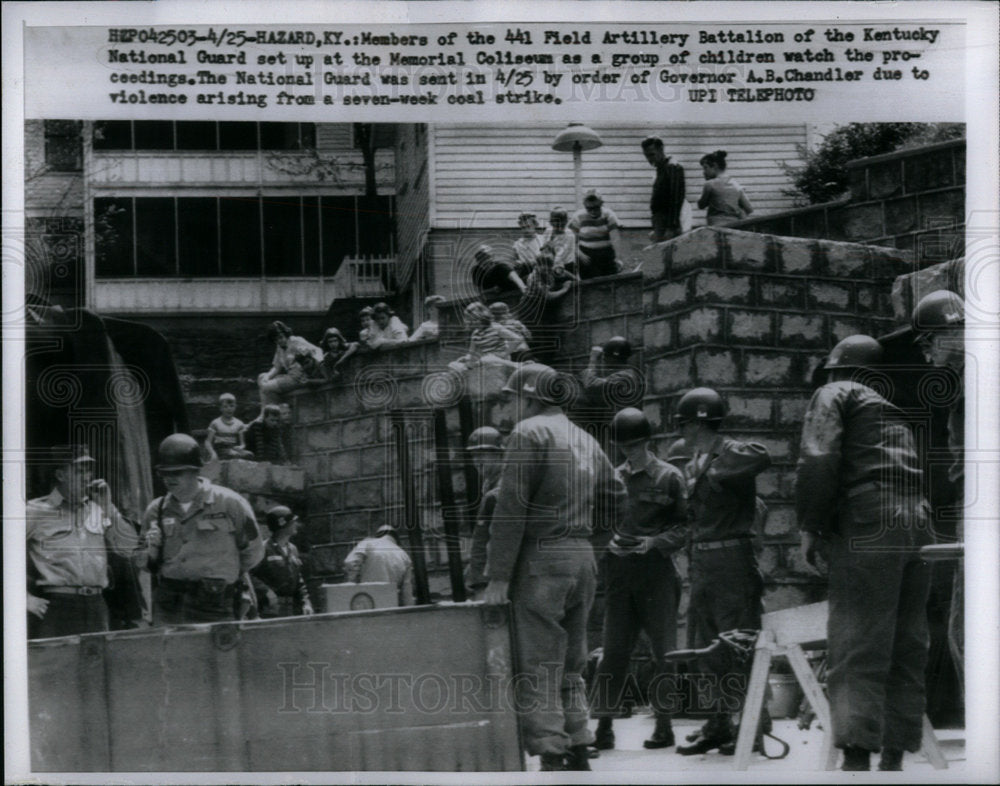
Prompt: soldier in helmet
<box><xmin>912</xmin><ymin>290</ymin><xmax>965</xmax><ymax>693</ymax></box>
<box><xmin>251</xmin><ymin>506</ymin><xmax>314</xmax><ymax>618</ymax></box>
<box><xmin>464</xmin><ymin>426</ymin><xmax>505</xmax><ymax>596</ymax></box>
<box><xmin>673</xmin><ymin>387</ymin><xmax>772</xmax><ymax>756</ymax></box>
<box><xmin>580</xmin><ymin>336</ymin><xmax>645</xmax><ymax>413</ymax></box>
<box><xmin>797</xmin><ymin>335</ymin><xmax>934</xmax><ymax>771</ymax></box>
<box><xmin>138</xmin><ymin>434</ymin><xmax>265</xmax><ymax>625</ymax></box>
<box><xmin>590</xmin><ymin>408</ymin><xmax>689</xmax><ymax>752</ymax></box>
<box><xmin>484</xmin><ymin>363</ymin><xmax>627</xmax><ymax>771</ymax></box>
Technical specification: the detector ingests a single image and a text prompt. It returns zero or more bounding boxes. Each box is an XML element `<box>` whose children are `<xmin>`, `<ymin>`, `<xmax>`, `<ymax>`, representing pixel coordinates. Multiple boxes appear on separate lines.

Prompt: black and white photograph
<box><xmin>4</xmin><ymin>2</ymin><xmax>998</xmax><ymax>783</ymax></box>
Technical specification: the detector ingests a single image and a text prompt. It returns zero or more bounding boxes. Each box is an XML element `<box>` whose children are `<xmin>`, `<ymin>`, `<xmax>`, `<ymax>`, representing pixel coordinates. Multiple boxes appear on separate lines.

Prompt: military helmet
<box><xmin>466</xmin><ymin>426</ymin><xmax>504</xmax><ymax>452</ymax></box>
<box><xmin>665</xmin><ymin>437</ymin><xmax>692</xmax><ymax>463</ymax></box>
<box><xmin>266</xmin><ymin>505</ymin><xmax>296</xmax><ymax>530</ymax></box>
<box><xmin>675</xmin><ymin>388</ymin><xmax>725</xmax><ymax>424</ymax></box>
<box><xmin>602</xmin><ymin>336</ymin><xmax>632</xmax><ymax>360</ymax></box>
<box><xmin>502</xmin><ymin>363</ymin><xmax>563</xmax><ymax>405</ymax></box>
<box><xmin>912</xmin><ymin>290</ymin><xmax>965</xmax><ymax>333</ymax></box>
<box><xmin>611</xmin><ymin>408</ymin><xmax>652</xmax><ymax>445</ymax></box>
<box><xmin>156</xmin><ymin>433</ymin><xmax>202</xmax><ymax>471</ymax></box>
<box><xmin>824</xmin><ymin>335</ymin><xmax>883</xmax><ymax>370</ymax></box>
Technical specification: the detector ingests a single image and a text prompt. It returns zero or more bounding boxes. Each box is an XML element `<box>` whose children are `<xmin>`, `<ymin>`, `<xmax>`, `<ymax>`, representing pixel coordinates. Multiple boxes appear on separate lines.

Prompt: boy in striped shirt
<box><xmin>569</xmin><ymin>190</ymin><xmax>622</xmax><ymax>279</ymax></box>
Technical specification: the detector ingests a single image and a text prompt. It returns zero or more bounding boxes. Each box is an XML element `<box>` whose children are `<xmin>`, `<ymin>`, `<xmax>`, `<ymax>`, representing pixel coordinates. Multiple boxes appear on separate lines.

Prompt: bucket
<box><xmin>767</xmin><ymin>674</ymin><xmax>804</xmax><ymax>719</ymax></box>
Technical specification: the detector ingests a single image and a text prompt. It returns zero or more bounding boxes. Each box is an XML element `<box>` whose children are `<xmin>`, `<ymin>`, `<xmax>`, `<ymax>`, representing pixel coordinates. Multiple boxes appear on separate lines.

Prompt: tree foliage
<box><xmin>782</xmin><ymin>123</ymin><xmax>964</xmax><ymax>205</ymax></box>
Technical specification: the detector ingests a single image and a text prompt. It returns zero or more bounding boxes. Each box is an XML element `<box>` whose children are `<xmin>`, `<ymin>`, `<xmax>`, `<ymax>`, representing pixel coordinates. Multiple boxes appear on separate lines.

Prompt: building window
<box><xmin>43</xmin><ymin>120</ymin><xmax>83</xmax><ymax>171</ymax></box>
<box><xmin>94</xmin><ymin>195</ymin><xmax>395</xmax><ymax>278</ymax></box>
<box><xmin>92</xmin><ymin>121</ymin><xmax>315</xmax><ymax>152</ymax></box>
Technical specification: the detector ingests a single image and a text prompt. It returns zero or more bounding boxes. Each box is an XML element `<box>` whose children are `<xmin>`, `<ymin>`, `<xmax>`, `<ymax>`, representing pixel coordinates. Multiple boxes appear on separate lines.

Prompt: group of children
<box><xmin>205</xmin><ymin>395</ymin><xmax>292</xmax><ymax>464</ymax></box>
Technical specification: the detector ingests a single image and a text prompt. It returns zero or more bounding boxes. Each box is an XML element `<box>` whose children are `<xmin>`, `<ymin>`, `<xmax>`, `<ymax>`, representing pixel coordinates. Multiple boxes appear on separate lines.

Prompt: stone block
<box><xmin>650</xmin><ymin>355</ymin><xmax>693</xmax><ymax>392</ymax></box>
<box><xmin>642</xmin><ymin>401</ymin><xmax>663</xmax><ymax>430</ymax></box>
<box><xmin>756</xmin><ymin>467</ymin><xmax>797</xmax><ymax>499</ymax></box>
<box><xmin>221</xmin><ymin>458</ymin><xmax>270</xmax><ymax>493</ymax></box>
<box><xmin>904</xmin><ymin>149</ymin><xmax>956</xmax><ymax>193</ymax></box>
<box><xmin>300</xmin><ymin>453</ymin><xmax>329</xmax><ymax>484</ymax></box>
<box><xmin>784</xmin><ymin>543</ymin><xmax>815</xmax><ymax>576</ymax></box>
<box><xmin>678</xmin><ymin>307</ymin><xmax>723</xmax><ymax>344</ymax></box>
<box><xmin>693</xmin><ymin>349</ymin><xmax>738</xmax><ymax>385</ymax></box>
<box><xmin>867</xmin><ymin>247</ymin><xmax>913</xmax><ymax>281</ymax></box>
<box><xmin>693</xmin><ymin>271</ymin><xmax>753</xmax><ymax>303</ymax></box>
<box><xmin>329</xmin><ymin>510</ymin><xmax>372</xmax><ymax>543</ymax></box>
<box><xmin>758</xmin><ymin>278</ymin><xmax>805</xmax><ymax>309</ymax></box>
<box><xmin>830</xmin><ymin>317</ymin><xmax>870</xmax><ymax>342</ymax></box>
<box><xmin>725</xmin><ymin>230</ymin><xmax>773</xmax><ymax>270</ymax></box>
<box><xmin>917</xmin><ymin>189</ymin><xmax>965</xmax><ymax>228</ymax></box>
<box><xmin>884</xmin><ymin>196</ymin><xmax>918</xmax><ymax>235</ymax></box>
<box><xmin>726</xmin><ymin>395</ymin><xmax>773</xmax><ymax>426</ymax></box>
<box><xmin>345</xmin><ymin>477</ymin><xmax>386</xmax><ymax>509</ymax></box>
<box><xmin>802</xmin><ymin>354</ymin><xmax>826</xmax><ymax>386</ymax></box>
<box><xmin>268</xmin><ymin>464</ymin><xmax>307</xmax><ymax>494</ymax></box>
<box><xmin>645</xmin><ymin>317</ymin><xmax>674</xmax><ymax>351</ymax></box>
<box><xmin>656</xmin><ymin>281</ymin><xmax>689</xmax><ymax>310</ymax></box>
<box><xmin>581</xmin><ymin>282</ymin><xmax>617</xmax><ymax>317</ymax></box>
<box><xmin>808</xmin><ymin>281</ymin><xmax>851</xmax><ymax>312</ymax></box>
<box><xmin>757</xmin><ymin>544</ymin><xmax>780</xmax><ymax>576</ymax></box>
<box><xmin>341</xmin><ymin>416</ymin><xmax>378</xmax><ymax>448</ymax></box>
<box><xmin>329</xmin><ymin>449</ymin><xmax>361</xmax><ymax>480</ymax></box>
<box><xmin>311</xmin><ymin>482</ymin><xmax>343</xmax><ymax>512</ymax></box>
<box><xmin>590</xmin><ymin>317</ymin><xmax>627</xmax><ymax>347</ymax></box>
<box><xmin>743</xmin><ymin>352</ymin><xmax>794</xmax><ymax>386</ymax></box>
<box><xmin>297</xmin><ymin>391</ymin><xmax>328</xmax><ymax>424</ymax></box>
<box><xmin>868</xmin><ymin>159</ymin><xmax>904</xmax><ymax>199</ymax></box>
<box><xmin>756</xmin><ymin>435</ymin><xmax>795</xmax><ymax>461</ymax></box>
<box><xmin>764</xmin><ymin>506</ymin><xmax>798</xmax><ymax>537</ymax></box>
<box><xmin>305</xmin><ymin>422</ymin><xmax>342</xmax><ymax>452</ymax></box>
<box><xmin>625</xmin><ymin>316</ymin><xmax>644</xmax><ymax>349</ymax></box>
<box><xmin>728</xmin><ymin>310</ymin><xmax>774</xmax><ymax>344</ymax></box>
<box><xmin>847</xmin><ymin>165</ymin><xmax>868</xmax><ymax>202</ymax></box>
<box><xmin>662</xmin><ymin>227</ymin><xmax>723</xmax><ymax>274</ymax></box>
<box><xmin>857</xmin><ymin>285</ymin><xmax>875</xmax><ymax>311</ymax></box>
<box><xmin>779</xmin><ymin>314</ymin><xmax>826</xmax><ymax>347</ymax></box>
<box><xmin>778</xmin><ymin>396</ymin><xmax>811</xmax><ymax>424</ymax></box>
<box><xmin>842</xmin><ymin>203</ymin><xmax>884</xmax><ymax>241</ymax></box>
<box><xmin>614</xmin><ymin>275</ymin><xmax>642</xmax><ymax>314</ymax></box>
<box><xmin>775</xmin><ymin>237</ymin><xmax>816</xmax><ymax>274</ymax></box>
<box><xmin>642</xmin><ymin>288</ymin><xmax>656</xmax><ymax>315</ymax></box>
<box><xmin>360</xmin><ymin>444</ymin><xmax>391</xmax><ymax>476</ymax></box>
<box><xmin>821</xmin><ymin>241</ymin><xmax>869</xmax><ymax>277</ymax></box>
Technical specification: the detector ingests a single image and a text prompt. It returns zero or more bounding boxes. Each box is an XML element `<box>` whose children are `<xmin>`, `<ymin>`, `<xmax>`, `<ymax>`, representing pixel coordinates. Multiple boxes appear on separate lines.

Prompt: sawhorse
<box><xmin>732</xmin><ymin>600</ymin><xmax>948</xmax><ymax>771</ymax></box>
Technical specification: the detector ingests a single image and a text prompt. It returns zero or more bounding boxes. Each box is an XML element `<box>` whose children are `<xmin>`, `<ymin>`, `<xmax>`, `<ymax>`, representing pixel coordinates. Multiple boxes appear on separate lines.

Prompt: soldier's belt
<box><xmin>692</xmin><ymin>536</ymin><xmax>752</xmax><ymax>551</ymax></box>
<box><xmin>41</xmin><ymin>585</ymin><xmax>104</xmax><ymax>596</ymax></box>
<box><xmin>160</xmin><ymin>576</ymin><xmax>236</xmax><ymax>594</ymax></box>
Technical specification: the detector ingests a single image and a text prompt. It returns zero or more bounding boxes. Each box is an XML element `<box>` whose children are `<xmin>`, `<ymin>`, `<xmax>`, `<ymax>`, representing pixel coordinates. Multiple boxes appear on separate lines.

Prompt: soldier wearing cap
<box><xmin>342</xmin><ymin>524</ymin><xmax>414</xmax><ymax>606</ymax></box>
<box><xmin>26</xmin><ymin>445</ymin><xmax>141</xmax><ymax>638</ymax></box>
<box><xmin>251</xmin><ymin>506</ymin><xmax>314</xmax><ymax>618</ymax></box>
<box><xmin>798</xmin><ymin>335</ymin><xmax>934</xmax><ymax>772</ymax></box>
<box><xmin>484</xmin><ymin>364</ymin><xmax>627</xmax><ymax>771</ymax></box>
<box><xmin>464</xmin><ymin>427</ymin><xmax>505</xmax><ymax>595</ymax></box>
<box><xmin>673</xmin><ymin>387</ymin><xmax>771</xmax><ymax>756</ymax></box>
<box><xmin>138</xmin><ymin>434</ymin><xmax>264</xmax><ymax>625</ymax></box>
<box><xmin>912</xmin><ymin>290</ymin><xmax>965</xmax><ymax>693</ymax></box>
<box><xmin>590</xmin><ymin>408</ymin><xmax>689</xmax><ymax>752</ymax></box>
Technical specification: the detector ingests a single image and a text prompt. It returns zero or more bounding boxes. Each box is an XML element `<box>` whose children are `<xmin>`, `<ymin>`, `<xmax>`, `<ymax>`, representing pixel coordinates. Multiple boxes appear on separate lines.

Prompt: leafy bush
<box><xmin>782</xmin><ymin>123</ymin><xmax>964</xmax><ymax>205</ymax></box>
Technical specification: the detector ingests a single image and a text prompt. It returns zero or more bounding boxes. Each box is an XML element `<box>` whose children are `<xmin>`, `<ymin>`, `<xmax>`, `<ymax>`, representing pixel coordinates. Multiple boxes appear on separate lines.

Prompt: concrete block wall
<box><xmin>733</xmin><ymin>139</ymin><xmax>964</xmax><ymax>267</ymax></box>
<box><xmin>643</xmin><ymin>226</ymin><xmax>913</xmax><ymax>612</ymax></box>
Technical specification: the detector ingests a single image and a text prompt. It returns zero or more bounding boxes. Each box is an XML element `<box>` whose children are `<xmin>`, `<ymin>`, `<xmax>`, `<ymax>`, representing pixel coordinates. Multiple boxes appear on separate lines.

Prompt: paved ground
<box><xmin>525</xmin><ymin>709</ymin><xmax>966</xmax><ymax>778</ymax></box>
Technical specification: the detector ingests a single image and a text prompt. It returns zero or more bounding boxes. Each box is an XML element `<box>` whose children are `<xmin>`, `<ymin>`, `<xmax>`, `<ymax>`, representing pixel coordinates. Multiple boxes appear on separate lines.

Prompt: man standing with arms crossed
<box><xmin>797</xmin><ymin>335</ymin><xmax>934</xmax><ymax>772</ymax></box>
<box><xmin>484</xmin><ymin>364</ymin><xmax>626</xmax><ymax>772</ymax></box>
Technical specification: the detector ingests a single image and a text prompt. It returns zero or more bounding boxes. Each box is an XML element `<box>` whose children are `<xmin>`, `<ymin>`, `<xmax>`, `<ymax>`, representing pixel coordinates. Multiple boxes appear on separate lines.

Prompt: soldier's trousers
<box><xmin>591</xmin><ymin>550</ymin><xmax>681</xmax><ymax>717</ymax></box>
<box><xmin>510</xmin><ymin>539</ymin><xmax>597</xmax><ymax>756</ymax></box>
<box><xmin>827</xmin><ymin>495</ymin><xmax>933</xmax><ymax>752</ymax></box>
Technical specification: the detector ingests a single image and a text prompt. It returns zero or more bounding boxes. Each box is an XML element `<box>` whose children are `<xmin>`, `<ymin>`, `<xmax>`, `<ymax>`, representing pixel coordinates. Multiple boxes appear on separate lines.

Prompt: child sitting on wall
<box><xmin>243</xmin><ymin>404</ymin><xmax>289</xmax><ymax>464</ymax></box>
<box><xmin>206</xmin><ymin>393</ymin><xmax>253</xmax><ymax>460</ymax></box>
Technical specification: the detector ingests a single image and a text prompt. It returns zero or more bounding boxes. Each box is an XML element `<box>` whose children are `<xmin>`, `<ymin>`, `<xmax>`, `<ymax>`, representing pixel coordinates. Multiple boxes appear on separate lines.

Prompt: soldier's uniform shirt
<box><xmin>579</xmin><ymin>365</ymin><xmax>645</xmax><ymax>412</ymax></box>
<box><xmin>251</xmin><ymin>538</ymin><xmax>310</xmax><ymax>616</ymax></box>
<box><xmin>797</xmin><ymin>380</ymin><xmax>933</xmax><ymax>753</ymax></box>
<box><xmin>487</xmin><ymin>408</ymin><xmax>626</xmax><ymax>756</ymax></box>
<box><xmin>27</xmin><ymin>489</ymin><xmax>140</xmax><ymax>637</ymax></box>
<box><xmin>343</xmin><ymin>535</ymin><xmax>414</xmax><ymax>606</ymax></box>
<box><xmin>466</xmin><ymin>467</ymin><xmax>501</xmax><ymax>592</ymax></box>
<box><xmin>592</xmin><ymin>455</ymin><xmax>689</xmax><ymax>718</ymax></box>
<box><xmin>140</xmin><ymin>478</ymin><xmax>264</xmax><ymax>584</ymax></box>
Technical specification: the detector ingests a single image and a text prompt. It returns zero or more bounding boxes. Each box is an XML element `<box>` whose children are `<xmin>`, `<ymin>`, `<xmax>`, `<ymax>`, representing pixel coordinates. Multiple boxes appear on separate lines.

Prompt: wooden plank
<box><xmin>762</xmin><ymin>601</ymin><xmax>829</xmax><ymax>649</ymax></box>
<box><xmin>733</xmin><ymin>630</ymin><xmax>773</xmax><ymax>770</ymax></box>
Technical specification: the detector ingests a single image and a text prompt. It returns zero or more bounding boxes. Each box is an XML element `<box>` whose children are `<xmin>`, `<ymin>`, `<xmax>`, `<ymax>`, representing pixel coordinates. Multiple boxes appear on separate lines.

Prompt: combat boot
<box><xmin>643</xmin><ymin>715</ymin><xmax>675</xmax><ymax>749</ymax></box>
<box><xmin>676</xmin><ymin>716</ymin><xmax>734</xmax><ymax>755</ymax></box>
<box><xmin>539</xmin><ymin>752</ymin><xmax>568</xmax><ymax>771</ymax></box>
<box><xmin>565</xmin><ymin>745</ymin><xmax>592</xmax><ymax>771</ymax></box>
<box><xmin>592</xmin><ymin>717</ymin><xmax>615</xmax><ymax>750</ymax></box>
<box><xmin>841</xmin><ymin>746</ymin><xmax>871</xmax><ymax>771</ymax></box>
<box><xmin>878</xmin><ymin>748</ymin><xmax>904</xmax><ymax>771</ymax></box>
